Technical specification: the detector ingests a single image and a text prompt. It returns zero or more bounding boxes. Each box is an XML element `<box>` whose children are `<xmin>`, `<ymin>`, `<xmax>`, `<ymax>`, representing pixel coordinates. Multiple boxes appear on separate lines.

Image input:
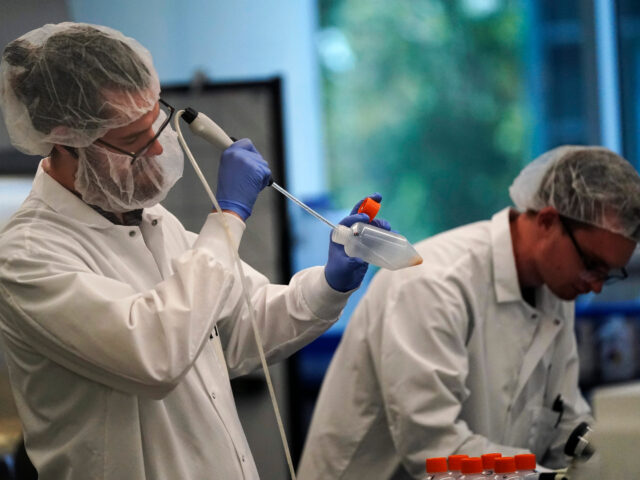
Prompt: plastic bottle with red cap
<box><xmin>492</xmin><ymin>457</ymin><xmax>522</xmax><ymax>479</ymax></box>
<box><xmin>426</xmin><ymin>457</ymin><xmax>455</xmax><ymax>479</ymax></box>
<box><xmin>459</xmin><ymin>457</ymin><xmax>485</xmax><ymax>480</ymax></box>
<box><xmin>447</xmin><ymin>454</ymin><xmax>469</xmax><ymax>478</ymax></box>
<box><xmin>481</xmin><ymin>453</ymin><xmax>502</xmax><ymax>476</ymax></box>
<box><xmin>514</xmin><ymin>454</ymin><xmax>537</xmax><ymax>480</ymax></box>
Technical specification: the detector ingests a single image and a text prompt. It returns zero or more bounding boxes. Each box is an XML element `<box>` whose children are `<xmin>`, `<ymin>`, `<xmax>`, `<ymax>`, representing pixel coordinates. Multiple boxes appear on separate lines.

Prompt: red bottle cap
<box><xmin>481</xmin><ymin>453</ymin><xmax>502</xmax><ymax>470</ymax></box>
<box><xmin>426</xmin><ymin>457</ymin><xmax>448</xmax><ymax>473</ymax></box>
<box><xmin>448</xmin><ymin>454</ymin><xmax>469</xmax><ymax>471</ymax></box>
<box><xmin>357</xmin><ymin>197</ymin><xmax>380</xmax><ymax>221</ymax></box>
<box><xmin>461</xmin><ymin>457</ymin><xmax>483</xmax><ymax>474</ymax></box>
<box><xmin>494</xmin><ymin>457</ymin><xmax>517</xmax><ymax>474</ymax></box>
<box><xmin>515</xmin><ymin>453</ymin><xmax>536</xmax><ymax>470</ymax></box>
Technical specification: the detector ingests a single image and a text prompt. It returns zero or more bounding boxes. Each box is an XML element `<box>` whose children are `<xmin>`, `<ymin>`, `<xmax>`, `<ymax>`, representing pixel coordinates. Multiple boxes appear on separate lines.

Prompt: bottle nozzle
<box><xmin>331</xmin><ymin>224</ymin><xmax>353</xmax><ymax>246</ymax></box>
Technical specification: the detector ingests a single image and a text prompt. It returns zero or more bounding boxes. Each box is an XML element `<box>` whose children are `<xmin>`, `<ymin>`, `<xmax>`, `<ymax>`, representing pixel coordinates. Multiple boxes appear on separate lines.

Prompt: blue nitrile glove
<box><xmin>324</xmin><ymin>193</ymin><xmax>391</xmax><ymax>292</ymax></box>
<box><xmin>216</xmin><ymin>138</ymin><xmax>272</xmax><ymax>221</ymax></box>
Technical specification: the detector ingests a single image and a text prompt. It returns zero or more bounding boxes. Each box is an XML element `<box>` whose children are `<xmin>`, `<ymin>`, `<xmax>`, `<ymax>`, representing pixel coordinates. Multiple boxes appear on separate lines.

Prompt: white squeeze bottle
<box><xmin>331</xmin><ymin>221</ymin><xmax>423</xmax><ymax>270</ymax></box>
<box><xmin>459</xmin><ymin>457</ymin><xmax>486</xmax><ymax>480</ymax></box>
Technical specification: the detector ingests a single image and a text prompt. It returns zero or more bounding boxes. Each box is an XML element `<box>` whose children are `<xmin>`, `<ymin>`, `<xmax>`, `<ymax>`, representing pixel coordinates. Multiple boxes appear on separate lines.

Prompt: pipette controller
<box><xmin>180</xmin><ymin>108</ymin><xmax>423</xmax><ymax>270</ymax></box>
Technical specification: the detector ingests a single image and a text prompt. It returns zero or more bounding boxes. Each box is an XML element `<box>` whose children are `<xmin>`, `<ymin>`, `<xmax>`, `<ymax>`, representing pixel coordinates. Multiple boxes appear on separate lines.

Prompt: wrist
<box><xmin>324</xmin><ymin>261</ymin><xmax>367</xmax><ymax>292</ymax></box>
<box><xmin>216</xmin><ymin>199</ymin><xmax>251</xmax><ymax>221</ymax></box>
<box><xmin>324</xmin><ymin>265</ymin><xmax>349</xmax><ymax>292</ymax></box>
<box><xmin>219</xmin><ymin>209</ymin><xmax>244</xmax><ymax>221</ymax></box>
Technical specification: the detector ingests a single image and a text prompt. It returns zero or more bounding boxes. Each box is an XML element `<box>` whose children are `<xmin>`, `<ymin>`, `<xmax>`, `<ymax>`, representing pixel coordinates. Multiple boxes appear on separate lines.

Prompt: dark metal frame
<box><xmin>559</xmin><ymin>216</ymin><xmax>628</xmax><ymax>285</ymax></box>
<box><xmin>95</xmin><ymin>98</ymin><xmax>175</xmax><ymax>164</ymax></box>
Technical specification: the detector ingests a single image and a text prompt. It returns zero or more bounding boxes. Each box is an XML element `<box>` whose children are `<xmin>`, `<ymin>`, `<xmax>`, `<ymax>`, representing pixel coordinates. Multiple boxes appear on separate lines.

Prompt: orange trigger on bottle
<box><xmin>357</xmin><ymin>197</ymin><xmax>381</xmax><ymax>221</ymax></box>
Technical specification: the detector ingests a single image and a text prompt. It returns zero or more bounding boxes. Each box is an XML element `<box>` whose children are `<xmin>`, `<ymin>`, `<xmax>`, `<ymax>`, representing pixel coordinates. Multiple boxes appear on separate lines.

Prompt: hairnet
<box><xmin>509</xmin><ymin>145</ymin><xmax>640</xmax><ymax>241</ymax></box>
<box><xmin>0</xmin><ymin>22</ymin><xmax>160</xmax><ymax>156</ymax></box>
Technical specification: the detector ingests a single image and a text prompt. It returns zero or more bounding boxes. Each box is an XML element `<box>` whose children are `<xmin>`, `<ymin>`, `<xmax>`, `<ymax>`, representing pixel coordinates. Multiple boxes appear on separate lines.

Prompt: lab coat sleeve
<box><xmin>193</xmin><ymin>212</ymin><xmax>351</xmax><ymax>377</ymax></box>
<box><xmin>0</xmin><ymin>221</ymin><xmax>235</xmax><ymax>399</ymax></box>
<box><xmin>377</xmin><ymin>275</ymin><xmax>528</xmax><ymax>479</ymax></box>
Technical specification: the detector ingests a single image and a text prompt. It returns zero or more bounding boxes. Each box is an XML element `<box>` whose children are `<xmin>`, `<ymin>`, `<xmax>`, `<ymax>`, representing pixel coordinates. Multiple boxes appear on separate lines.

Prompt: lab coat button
<box><xmin>554</xmin><ymin>318</ymin><xmax>561</xmax><ymax>325</ymax></box>
<box><xmin>531</xmin><ymin>313</ymin><xmax>538</xmax><ymax>319</ymax></box>
<box><xmin>151</xmin><ymin>219</ymin><xmax>158</xmax><ymax>226</ymax></box>
<box><xmin>211</xmin><ymin>392</ymin><xmax>216</xmax><ymax>399</ymax></box>
<box><xmin>129</xmin><ymin>230</ymin><xmax>136</xmax><ymax>237</ymax></box>
<box><xmin>241</xmin><ymin>455</ymin><xmax>246</xmax><ymax>462</ymax></box>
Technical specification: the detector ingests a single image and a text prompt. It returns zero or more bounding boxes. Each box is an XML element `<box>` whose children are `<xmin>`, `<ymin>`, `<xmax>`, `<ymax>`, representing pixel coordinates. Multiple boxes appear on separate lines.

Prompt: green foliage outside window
<box><xmin>319</xmin><ymin>0</ymin><xmax>532</xmax><ymax>241</ymax></box>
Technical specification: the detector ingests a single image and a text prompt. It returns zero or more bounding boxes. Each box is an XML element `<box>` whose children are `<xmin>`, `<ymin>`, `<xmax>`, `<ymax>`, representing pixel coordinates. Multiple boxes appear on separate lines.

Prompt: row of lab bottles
<box><xmin>426</xmin><ymin>453</ymin><xmax>538</xmax><ymax>479</ymax></box>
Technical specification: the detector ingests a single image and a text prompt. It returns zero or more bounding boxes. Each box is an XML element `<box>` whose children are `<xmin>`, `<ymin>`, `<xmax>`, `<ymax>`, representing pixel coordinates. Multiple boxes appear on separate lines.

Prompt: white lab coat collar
<box><xmin>490</xmin><ymin>207</ymin><xmax>522</xmax><ymax>303</ymax></box>
<box><xmin>490</xmin><ymin>209</ymin><xmax>571</xmax><ymax>401</ymax></box>
<box><xmin>34</xmin><ymin>161</ymin><xmax>162</xmax><ymax>229</ymax></box>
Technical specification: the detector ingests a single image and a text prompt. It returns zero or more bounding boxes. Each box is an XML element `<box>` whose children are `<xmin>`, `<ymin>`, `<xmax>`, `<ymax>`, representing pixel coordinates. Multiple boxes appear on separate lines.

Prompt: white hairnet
<box><xmin>509</xmin><ymin>145</ymin><xmax>640</xmax><ymax>241</ymax></box>
<box><xmin>0</xmin><ymin>22</ymin><xmax>160</xmax><ymax>156</ymax></box>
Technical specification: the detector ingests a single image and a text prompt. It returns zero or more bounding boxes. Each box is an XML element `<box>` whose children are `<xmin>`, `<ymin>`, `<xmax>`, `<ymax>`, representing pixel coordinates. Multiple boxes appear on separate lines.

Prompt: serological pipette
<box><xmin>180</xmin><ymin>108</ymin><xmax>423</xmax><ymax>270</ymax></box>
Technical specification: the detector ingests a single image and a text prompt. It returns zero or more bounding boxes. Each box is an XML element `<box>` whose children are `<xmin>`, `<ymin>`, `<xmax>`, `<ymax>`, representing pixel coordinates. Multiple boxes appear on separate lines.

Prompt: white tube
<box><xmin>173</xmin><ymin>111</ymin><xmax>297</xmax><ymax>480</ymax></box>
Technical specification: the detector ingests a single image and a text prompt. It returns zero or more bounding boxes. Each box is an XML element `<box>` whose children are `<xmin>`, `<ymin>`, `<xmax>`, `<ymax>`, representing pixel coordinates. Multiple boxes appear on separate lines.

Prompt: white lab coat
<box><xmin>0</xmin><ymin>165</ymin><xmax>350</xmax><ymax>480</ymax></box>
<box><xmin>298</xmin><ymin>208</ymin><xmax>593</xmax><ymax>480</ymax></box>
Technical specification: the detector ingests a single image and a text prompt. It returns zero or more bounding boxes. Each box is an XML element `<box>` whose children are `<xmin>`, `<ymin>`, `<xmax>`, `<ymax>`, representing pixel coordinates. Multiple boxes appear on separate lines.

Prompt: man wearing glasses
<box><xmin>0</xmin><ymin>23</ymin><xmax>388</xmax><ymax>479</ymax></box>
<box><xmin>299</xmin><ymin>146</ymin><xmax>640</xmax><ymax>479</ymax></box>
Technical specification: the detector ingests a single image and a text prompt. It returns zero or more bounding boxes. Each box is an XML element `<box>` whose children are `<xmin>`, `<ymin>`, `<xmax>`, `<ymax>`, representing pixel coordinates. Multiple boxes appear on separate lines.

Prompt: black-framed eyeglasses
<box><xmin>559</xmin><ymin>216</ymin><xmax>628</xmax><ymax>285</ymax></box>
<box><xmin>95</xmin><ymin>98</ymin><xmax>175</xmax><ymax>164</ymax></box>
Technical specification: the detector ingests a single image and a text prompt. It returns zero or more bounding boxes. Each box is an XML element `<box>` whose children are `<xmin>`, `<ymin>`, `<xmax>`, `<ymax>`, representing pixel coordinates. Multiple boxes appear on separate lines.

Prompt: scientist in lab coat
<box><xmin>0</xmin><ymin>23</ymin><xmax>389</xmax><ymax>480</ymax></box>
<box><xmin>298</xmin><ymin>146</ymin><xmax>640</xmax><ymax>480</ymax></box>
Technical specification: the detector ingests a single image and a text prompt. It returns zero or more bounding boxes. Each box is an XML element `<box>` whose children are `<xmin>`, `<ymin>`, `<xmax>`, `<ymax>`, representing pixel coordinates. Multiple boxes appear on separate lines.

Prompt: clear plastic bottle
<box><xmin>331</xmin><ymin>222</ymin><xmax>423</xmax><ymax>270</ymax></box>
<box><xmin>448</xmin><ymin>454</ymin><xmax>469</xmax><ymax>478</ymax></box>
<box><xmin>514</xmin><ymin>454</ymin><xmax>537</xmax><ymax>479</ymax></box>
<box><xmin>426</xmin><ymin>457</ymin><xmax>455</xmax><ymax>479</ymax></box>
<box><xmin>481</xmin><ymin>453</ymin><xmax>502</xmax><ymax>476</ymax></box>
<box><xmin>459</xmin><ymin>457</ymin><xmax>485</xmax><ymax>480</ymax></box>
<box><xmin>492</xmin><ymin>457</ymin><xmax>521</xmax><ymax>479</ymax></box>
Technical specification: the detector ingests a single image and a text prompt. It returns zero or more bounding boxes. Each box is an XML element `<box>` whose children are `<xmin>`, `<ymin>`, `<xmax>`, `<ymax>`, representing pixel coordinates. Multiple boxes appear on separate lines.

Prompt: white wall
<box><xmin>68</xmin><ymin>0</ymin><xmax>326</xmax><ymax>198</ymax></box>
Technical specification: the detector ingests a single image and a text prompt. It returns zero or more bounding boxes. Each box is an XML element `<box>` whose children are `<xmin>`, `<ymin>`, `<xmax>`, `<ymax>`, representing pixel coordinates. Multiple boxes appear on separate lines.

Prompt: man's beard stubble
<box><xmin>77</xmin><ymin>145</ymin><xmax>166</xmax><ymax>212</ymax></box>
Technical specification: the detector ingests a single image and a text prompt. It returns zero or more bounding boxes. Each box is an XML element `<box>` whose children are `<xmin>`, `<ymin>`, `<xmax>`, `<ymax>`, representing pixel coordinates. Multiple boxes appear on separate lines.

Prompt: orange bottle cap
<box><xmin>515</xmin><ymin>453</ymin><xmax>536</xmax><ymax>470</ymax></box>
<box><xmin>494</xmin><ymin>457</ymin><xmax>516</xmax><ymax>474</ymax></box>
<box><xmin>481</xmin><ymin>453</ymin><xmax>502</xmax><ymax>469</ymax></box>
<box><xmin>357</xmin><ymin>197</ymin><xmax>380</xmax><ymax>221</ymax></box>
<box><xmin>447</xmin><ymin>454</ymin><xmax>469</xmax><ymax>471</ymax></box>
<box><xmin>426</xmin><ymin>457</ymin><xmax>448</xmax><ymax>473</ymax></box>
<box><xmin>461</xmin><ymin>457</ymin><xmax>483</xmax><ymax>474</ymax></box>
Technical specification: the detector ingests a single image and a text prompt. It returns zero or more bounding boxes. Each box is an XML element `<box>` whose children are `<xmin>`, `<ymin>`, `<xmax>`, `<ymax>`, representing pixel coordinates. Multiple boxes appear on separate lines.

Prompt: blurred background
<box><xmin>1</xmin><ymin>0</ymin><xmax>640</xmax><ymax>478</ymax></box>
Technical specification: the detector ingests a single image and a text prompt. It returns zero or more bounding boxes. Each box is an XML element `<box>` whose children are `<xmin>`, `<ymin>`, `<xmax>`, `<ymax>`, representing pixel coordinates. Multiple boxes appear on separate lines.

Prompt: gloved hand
<box><xmin>324</xmin><ymin>193</ymin><xmax>391</xmax><ymax>292</ymax></box>
<box><xmin>216</xmin><ymin>138</ymin><xmax>272</xmax><ymax>221</ymax></box>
